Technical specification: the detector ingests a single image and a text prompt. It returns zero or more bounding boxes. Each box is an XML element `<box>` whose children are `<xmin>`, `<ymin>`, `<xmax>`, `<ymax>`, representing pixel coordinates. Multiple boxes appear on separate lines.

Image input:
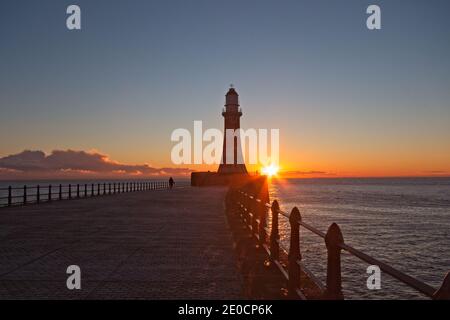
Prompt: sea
<box><xmin>269</xmin><ymin>177</ymin><xmax>450</xmax><ymax>299</ymax></box>
<box><xmin>0</xmin><ymin>177</ymin><xmax>448</xmax><ymax>299</ymax></box>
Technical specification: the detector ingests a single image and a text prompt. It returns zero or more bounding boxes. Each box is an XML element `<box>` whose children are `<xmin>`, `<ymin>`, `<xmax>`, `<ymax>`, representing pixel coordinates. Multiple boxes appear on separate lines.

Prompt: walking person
<box><xmin>169</xmin><ymin>177</ymin><xmax>174</xmax><ymax>189</ymax></box>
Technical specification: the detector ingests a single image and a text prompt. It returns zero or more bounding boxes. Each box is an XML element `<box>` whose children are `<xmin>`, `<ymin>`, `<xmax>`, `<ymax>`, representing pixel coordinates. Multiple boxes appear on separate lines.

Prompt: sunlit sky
<box><xmin>1</xmin><ymin>0</ymin><xmax>450</xmax><ymax>177</ymax></box>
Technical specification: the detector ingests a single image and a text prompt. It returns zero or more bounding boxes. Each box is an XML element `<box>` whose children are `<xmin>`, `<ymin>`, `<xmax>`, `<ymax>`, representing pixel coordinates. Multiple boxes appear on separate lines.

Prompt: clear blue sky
<box><xmin>1</xmin><ymin>0</ymin><xmax>449</xmax><ymax>176</ymax></box>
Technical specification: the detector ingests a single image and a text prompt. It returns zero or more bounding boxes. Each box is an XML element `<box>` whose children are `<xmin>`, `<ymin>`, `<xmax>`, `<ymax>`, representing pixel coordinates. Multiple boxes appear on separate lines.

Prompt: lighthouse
<box><xmin>218</xmin><ymin>86</ymin><xmax>248</xmax><ymax>174</ymax></box>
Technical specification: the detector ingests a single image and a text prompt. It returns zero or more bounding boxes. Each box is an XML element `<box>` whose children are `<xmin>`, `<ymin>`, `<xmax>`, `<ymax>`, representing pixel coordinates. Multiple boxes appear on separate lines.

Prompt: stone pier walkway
<box><xmin>0</xmin><ymin>187</ymin><xmax>242</xmax><ymax>299</ymax></box>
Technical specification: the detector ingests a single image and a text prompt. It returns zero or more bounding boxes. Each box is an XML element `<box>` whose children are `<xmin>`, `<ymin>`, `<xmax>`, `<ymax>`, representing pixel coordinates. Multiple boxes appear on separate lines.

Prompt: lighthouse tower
<box><xmin>218</xmin><ymin>86</ymin><xmax>248</xmax><ymax>174</ymax></box>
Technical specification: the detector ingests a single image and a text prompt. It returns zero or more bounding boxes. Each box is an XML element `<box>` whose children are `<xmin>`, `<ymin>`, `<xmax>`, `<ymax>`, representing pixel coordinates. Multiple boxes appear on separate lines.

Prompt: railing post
<box><xmin>59</xmin><ymin>184</ymin><xmax>62</xmax><ymax>200</ymax></box>
<box><xmin>251</xmin><ymin>198</ymin><xmax>259</xmax><ymax>238</ymax></box>
<box><xmin>23</xmin><ymin>185</ymin><xmax>27</xmax><ymax>205</ymax></box>
<box><xmin>240</xmin><ymin>193</ymin><xmax>247</xmax><ymax>222</ymax></box>
<box><xmin>84</xmin><ymin>184</ymin><xmax>87</xmax><ymax>197</ymax></box>
<box><xmin>237</xmin><ymin>192</ymin><xmax>243</xmax><ymax>217</ymax></box>
<box><xmin>433</xmin><ymin>271</ymin><xmax>450</xmax><ymax>300</ymax></box>
<box><xmin>259</xmin><ymin>201</ymin><xmax>267</xmax><ymax>245</ymax></box>
<box><xmin>270</xmin><ymin>200</ymin><xmax>280</xmax><ymax>261</ymax></box>
<box><xmin>48</xmin><ymin>185</ymin><xmax>52</xmax><ymax>202</ymax></box>
<box><xmin>109</xmin><ymin>183</ymin><xmax>111</xmax><ymax>194</ymax></box>
<box><xmin>241</xmin><ymin>193</ymin><xmax>246</xmax><ymax>219</ymax></box>
<box><xmin>98</xmin><ymin>183</ymin><xmax>100</xmax><ymax>195</ymax></box>
<box><xmin>69</xmin><ymin>184</ymin><xmax>72</xmax><ymax>199</ymax></box>
<box><xmin>245</xmin><ymin>194</ymin><xmax>251</xmax><ymax>226</ymax></box>
<box><xmin>36</xmin><ymin>185</ymin><xmax>40</xmax><ymax>204</ymax></box>
<box><xmin>103</xmin><ymin>183</ymin><xmax>106</xmax><ymax>195</ymax></box>
<box><xmin>288</xmin><ymin>207</ymin><xmax>301</xmax><ymax>296</ymax></box>
<box><xmin>7</xmin><ymin>186</ymin><xmax>12</xmax><ymax>206</ymax></box>
<box><xmin>324</xmin><ymin>223</ymin><xmax>344</xmax><ymax>300</ymax></box>
<box><xmin>77</xmin><ymin>184</ymin><xmax>80</xmax><ymax>198</ymax></box>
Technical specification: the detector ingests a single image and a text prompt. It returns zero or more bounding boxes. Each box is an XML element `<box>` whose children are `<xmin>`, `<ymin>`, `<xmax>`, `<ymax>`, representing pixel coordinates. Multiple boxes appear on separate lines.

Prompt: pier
<box><xmin>0</xmin><ymin>186</ymin><xmax>242</xmax><ymax>299</ymax></box>
<box><xmin>0</xmin><ymin>179</ymin><xmax>449</xmax><ymax>300</ymax></box>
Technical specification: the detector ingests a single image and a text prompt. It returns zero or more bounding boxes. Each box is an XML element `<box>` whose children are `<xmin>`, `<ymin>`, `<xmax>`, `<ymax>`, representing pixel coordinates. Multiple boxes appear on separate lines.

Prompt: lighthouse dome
<box><xmin>226</xmin><ymin>87</ymin><xmax>239</xmax><ymax>96</ymax></box>
<box><xmin>225</xmin><ymin>87</ymin><xmax>239</xmax><ymax>106</ymax></box>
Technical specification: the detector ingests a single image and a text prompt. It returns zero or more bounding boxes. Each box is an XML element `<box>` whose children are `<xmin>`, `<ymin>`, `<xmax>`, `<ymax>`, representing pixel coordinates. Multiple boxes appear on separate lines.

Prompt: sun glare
<box><xmin>261</xmin><ymin>164</ymin><xmax>279</xmax><ymax>177</ymax></box>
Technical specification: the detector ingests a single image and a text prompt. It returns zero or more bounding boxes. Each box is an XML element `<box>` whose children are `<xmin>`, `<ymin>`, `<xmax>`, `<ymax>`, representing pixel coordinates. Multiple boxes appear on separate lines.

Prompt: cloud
<box><xmin>0</xmin><ymin>149</ymin><xmax>192</xmax><ymax>178</ymax></box>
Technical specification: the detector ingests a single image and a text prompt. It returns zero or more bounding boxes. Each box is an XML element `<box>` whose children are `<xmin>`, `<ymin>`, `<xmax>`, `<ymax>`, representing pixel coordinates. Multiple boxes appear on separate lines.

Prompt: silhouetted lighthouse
<box><xmin>218</xmin><ymin>86</ymin><xmax>248</xmax><ymax>174</ymax></box>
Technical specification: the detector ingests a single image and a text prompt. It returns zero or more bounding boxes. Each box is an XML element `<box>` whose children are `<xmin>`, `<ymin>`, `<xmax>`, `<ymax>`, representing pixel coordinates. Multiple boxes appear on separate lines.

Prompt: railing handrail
<box><xmin>234</xmin><ymin>189</ymin><xmax>449</xmax><ymax>300</ymax></box>
<box><xmin>0</xmin><ymin>180</ymin><xmax>174</xmax><ymax>208</ymax></box>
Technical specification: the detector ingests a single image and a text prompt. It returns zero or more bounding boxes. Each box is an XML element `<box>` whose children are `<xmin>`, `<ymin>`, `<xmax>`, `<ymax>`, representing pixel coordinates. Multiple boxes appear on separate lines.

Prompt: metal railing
<box><xmin>0</xmin><ymin>181</ymin><xmax>170</xmax><ymax>208</ymax></box>
<box><xmin>226</xmin><ymin>188</ymin><xmax>450</xmax><ymax>300</ymax></box>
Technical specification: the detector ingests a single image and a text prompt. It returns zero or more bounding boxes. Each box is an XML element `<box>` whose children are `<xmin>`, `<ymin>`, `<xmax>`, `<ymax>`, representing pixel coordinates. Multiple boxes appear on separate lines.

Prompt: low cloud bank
<box><xmin>0</xmin><ymin>150</ymin><xmax>192</xmax><ymax>179</ymax></box>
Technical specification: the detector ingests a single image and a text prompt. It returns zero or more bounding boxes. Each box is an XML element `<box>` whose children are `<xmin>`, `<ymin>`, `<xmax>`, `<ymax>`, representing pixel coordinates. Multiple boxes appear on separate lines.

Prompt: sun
<box><xmin>261</xmin><ymin>164</ymin><xmax>279</xmax><ymax>177</ymax></box>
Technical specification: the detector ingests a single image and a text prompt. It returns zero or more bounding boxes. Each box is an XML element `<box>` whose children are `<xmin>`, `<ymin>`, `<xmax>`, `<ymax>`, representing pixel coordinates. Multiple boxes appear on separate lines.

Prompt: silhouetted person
<box><xmin>169</xmin><ymin>177</ymin><xmax>174</xmax><ymax>189</ymax></box>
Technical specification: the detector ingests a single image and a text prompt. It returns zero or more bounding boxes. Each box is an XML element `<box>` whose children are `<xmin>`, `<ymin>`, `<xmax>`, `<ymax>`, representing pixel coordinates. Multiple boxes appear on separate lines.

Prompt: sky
<box><xmin>0</xmin><ymin>0</ymin><xmax>450</xmax><ymax>178</ymax></box>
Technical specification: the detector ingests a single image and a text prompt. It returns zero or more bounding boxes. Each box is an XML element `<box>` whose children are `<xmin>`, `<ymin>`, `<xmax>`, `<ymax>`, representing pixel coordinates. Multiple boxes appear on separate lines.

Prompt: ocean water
<box><xmin>269</xmin><ymin>177</ymin><xmax>450</xmax><ymax>299</ymax></box>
